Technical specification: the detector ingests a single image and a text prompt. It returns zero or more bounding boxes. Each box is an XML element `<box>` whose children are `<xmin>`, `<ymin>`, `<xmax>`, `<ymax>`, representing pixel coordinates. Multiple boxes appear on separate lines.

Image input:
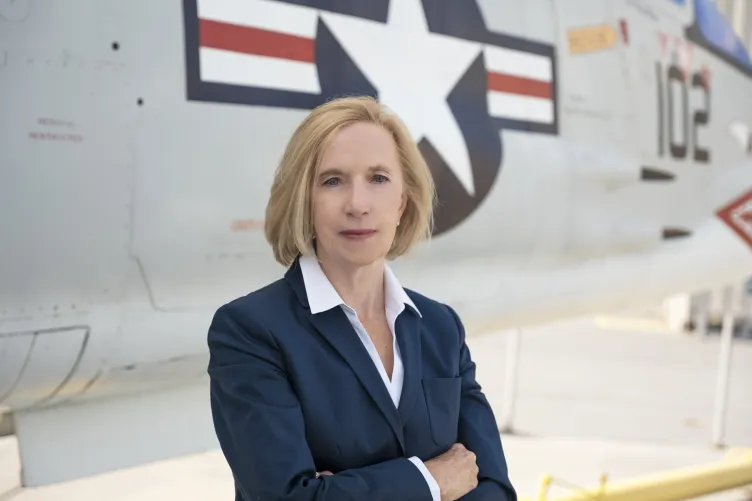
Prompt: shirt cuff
<box><xmin>408</xmin><ymin>456</ymin><xmax>441</xmax><ymax>501</ymax></box>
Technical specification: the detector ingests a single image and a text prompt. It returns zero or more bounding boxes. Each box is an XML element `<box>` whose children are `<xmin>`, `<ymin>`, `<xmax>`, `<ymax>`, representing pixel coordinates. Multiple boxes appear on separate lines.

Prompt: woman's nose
<box><xmin>344</xmin><ymin>182</ymin><xmax>371</xmax><ymax>216</ymax></box>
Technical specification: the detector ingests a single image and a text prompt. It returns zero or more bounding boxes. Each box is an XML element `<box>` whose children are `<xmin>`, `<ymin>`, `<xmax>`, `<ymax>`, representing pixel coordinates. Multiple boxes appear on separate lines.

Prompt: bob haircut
<box><xmin>264</xmin><ymin>95</ymin><xmax>437</xmax><ymax>267</ymax></box>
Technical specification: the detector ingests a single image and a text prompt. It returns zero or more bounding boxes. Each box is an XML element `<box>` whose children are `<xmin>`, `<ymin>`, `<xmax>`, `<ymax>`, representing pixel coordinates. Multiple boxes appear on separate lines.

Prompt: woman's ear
<box><xmin>398</xmin><ymin>190</ymin><xmax>408</xmax><ymax>219</ymax></box>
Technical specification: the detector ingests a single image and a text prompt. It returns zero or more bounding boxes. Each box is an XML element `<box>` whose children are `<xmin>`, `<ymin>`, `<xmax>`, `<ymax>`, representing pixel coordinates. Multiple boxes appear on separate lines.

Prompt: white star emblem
<box><xmin>320</xmin><ymin>0</ymin><xmax>482</xmax><ymax>196</ymax></box>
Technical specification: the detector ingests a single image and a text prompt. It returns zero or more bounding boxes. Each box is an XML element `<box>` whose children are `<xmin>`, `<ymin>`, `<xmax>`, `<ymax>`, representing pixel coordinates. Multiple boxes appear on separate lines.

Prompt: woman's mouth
<box><xmin>340</xmin><ymin>229</ymin><xmax>377</xmax><ymax>240</ymax></box>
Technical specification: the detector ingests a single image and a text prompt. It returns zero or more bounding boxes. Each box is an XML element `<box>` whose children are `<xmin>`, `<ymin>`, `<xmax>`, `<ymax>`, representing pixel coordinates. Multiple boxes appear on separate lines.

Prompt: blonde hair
<box><xmin>264</xmin><ymin>95</ymin><xmax>436</xmax><ymax>267</ymax></box>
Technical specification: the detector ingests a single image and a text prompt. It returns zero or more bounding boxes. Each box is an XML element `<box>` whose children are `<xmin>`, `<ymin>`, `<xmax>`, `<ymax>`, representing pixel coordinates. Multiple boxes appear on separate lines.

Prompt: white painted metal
<box><xmin>712</xmin><ymin>285</ymin><xmax>736</xmax><ymax>448</ymax></box>
<box><xmin>499</xmin><ymin>329</ymin><xmax>522</xmax><ymax>433</ymax></box>
<box><xmin>13</xmin><ymin>382</ymin><xmax>217</xmax><ymax>487</ymax></box>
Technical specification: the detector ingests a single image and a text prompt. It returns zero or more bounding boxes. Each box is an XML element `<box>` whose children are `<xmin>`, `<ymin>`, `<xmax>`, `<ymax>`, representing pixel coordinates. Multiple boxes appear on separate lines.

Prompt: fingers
<box><xmin>316</xmin><ymin>470</ymin><xmax>333</xmax><ymax>478</ymax></box>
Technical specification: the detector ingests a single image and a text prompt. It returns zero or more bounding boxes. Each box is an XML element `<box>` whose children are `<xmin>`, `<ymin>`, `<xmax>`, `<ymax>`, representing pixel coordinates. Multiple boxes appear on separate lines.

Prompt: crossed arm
<box><xmin>207</xmin><ymin>303</ymin><xmax>516</xmax><ymax>500</ymax></box>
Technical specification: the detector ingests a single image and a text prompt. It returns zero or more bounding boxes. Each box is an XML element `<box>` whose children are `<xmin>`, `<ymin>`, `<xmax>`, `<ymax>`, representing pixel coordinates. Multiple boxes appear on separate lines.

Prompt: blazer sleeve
<box><xmin>207</xmin><ymin>303</ymin><xmax>434</xmax><ymax>501</ymax></box>
<box><xmin>447</xmin><ymin>305</ymin><xmax>518</xmax><ymax>501</ymax></box>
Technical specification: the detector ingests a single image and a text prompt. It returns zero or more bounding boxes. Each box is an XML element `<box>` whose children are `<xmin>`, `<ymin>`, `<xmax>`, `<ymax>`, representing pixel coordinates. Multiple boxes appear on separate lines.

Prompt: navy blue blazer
<box><xmin>207</xmin><ymin>258</ymin><xmax>516</xmax><ymax>501</ymax></box>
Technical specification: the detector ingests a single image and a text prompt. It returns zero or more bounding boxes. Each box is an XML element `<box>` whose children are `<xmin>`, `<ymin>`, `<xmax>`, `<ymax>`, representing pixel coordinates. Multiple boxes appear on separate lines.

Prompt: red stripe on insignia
<box><xmin>199</xmin><ymin>19</ymin><xmax>315</xmax><ymax>63</ymax></box>
<box><xmin>487</xmin><ymin>73</ymin><xmax>552</xmax><ymax>99</ymax></box>
<box><xmin>716</xmin><ymin>186</ymin><xmax>752</xmax><ymax>250</ymax></box>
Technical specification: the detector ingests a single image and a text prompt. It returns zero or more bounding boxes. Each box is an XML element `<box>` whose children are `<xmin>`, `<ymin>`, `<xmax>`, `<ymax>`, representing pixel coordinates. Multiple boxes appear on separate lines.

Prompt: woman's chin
<box><xmin>332</xmin><ymin>248</ymin><xmax>388</xmax><ymax>268</ymax></box>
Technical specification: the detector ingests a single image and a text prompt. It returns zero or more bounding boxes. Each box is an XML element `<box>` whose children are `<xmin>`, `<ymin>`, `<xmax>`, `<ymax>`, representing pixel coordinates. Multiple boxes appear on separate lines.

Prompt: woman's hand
<box><xmin>316</xmin><ymin>470</ymin><xmax>333</xmax><ymax>478</ymax></box>
<box><xmin>425</xmin><ymin>443</ymin><xmax>479</xmax><ymax>501</ymax></box>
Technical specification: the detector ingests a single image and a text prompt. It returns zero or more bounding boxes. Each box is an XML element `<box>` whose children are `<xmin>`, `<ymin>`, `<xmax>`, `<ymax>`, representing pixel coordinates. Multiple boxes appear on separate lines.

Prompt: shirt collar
<box><xmin>298</xmin><ymin>254</ymin><xmax>421</xmax><ymax>317</ymax></box>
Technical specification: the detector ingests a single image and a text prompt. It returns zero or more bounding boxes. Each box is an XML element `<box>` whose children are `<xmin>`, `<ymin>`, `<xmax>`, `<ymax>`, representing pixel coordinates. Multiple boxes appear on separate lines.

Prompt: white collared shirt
<box><xmin>299</xmin><ymin>254</ymin><xmax>441</xmax><ymax>501</ymax></box>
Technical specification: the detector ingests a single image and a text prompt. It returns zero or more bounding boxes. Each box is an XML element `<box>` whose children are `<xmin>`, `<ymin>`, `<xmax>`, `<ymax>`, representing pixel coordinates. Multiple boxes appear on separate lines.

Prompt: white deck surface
<box><xmin>1</xmin><ymin>316</ymin><xmax>751</xmax><ymax>500</ymax></box>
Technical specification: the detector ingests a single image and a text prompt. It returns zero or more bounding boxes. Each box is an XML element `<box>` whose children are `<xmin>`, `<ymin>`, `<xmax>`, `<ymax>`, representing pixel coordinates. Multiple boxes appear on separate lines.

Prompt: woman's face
<box><xmin>312</xmin><ymin>121</ymin><xmax>406</xmax><ymax>269</ymax></box>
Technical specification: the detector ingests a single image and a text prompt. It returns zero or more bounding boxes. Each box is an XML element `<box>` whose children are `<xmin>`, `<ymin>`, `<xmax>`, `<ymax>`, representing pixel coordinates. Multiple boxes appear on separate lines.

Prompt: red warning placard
<box><xmin>717</xmin><ymin>187</ymin><xmax>752</xmax><ymax>249</ymax></box>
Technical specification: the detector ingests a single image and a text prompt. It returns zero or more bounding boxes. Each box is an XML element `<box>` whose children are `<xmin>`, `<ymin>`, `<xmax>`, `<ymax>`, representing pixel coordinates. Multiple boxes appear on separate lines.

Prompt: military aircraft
<box><xmin>1</xmin><ymin>0</ymin><xmax>751</xmax><ymax>488</ymax></box>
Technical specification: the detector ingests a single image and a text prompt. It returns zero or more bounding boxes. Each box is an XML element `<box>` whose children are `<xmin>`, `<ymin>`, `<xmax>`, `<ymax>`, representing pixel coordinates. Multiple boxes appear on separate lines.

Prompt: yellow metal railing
<box><xmin>523</xmin><ymin>448</ymin><xmax>752</xmax><ymax>501</ymax></box>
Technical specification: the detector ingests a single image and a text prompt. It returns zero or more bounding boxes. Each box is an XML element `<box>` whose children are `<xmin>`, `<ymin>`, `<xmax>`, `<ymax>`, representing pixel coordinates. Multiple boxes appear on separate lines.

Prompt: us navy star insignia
<box><xmin>320</xmin><ymin>0</ymin><xmax>481</xmax><ymax>196</ymax></box>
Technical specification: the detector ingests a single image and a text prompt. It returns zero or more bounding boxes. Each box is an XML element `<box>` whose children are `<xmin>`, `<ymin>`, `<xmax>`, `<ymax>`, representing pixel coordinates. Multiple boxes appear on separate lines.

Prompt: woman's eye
<box><xmin>323</xmin><ymin>178</ymin><xmax>340</xmax><ymax>186</ymax></box>
<box><xmin>373</xmin><ymin>174</ymin><xmax>389</xmax><ymax>183</ymax></box>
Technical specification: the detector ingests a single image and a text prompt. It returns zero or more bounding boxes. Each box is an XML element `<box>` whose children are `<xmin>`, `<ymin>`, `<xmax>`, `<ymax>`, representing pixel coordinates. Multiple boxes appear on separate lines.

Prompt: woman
<box><xmin>207</xmin><ymin>96</ymin><xmax>516</xmax><ymax>501</ymax></box>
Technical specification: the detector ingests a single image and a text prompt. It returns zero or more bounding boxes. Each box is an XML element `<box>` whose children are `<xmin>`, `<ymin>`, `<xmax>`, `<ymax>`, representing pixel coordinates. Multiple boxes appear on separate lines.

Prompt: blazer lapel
<box><xmin>396</xmin><ymin>310</ymin><xmax>422</xmax><ymax>424</ymax></box>
<box><xmin>285</xmin><ymin>258</ymin><xmax>412</xmax><ymax>453</ymax></box>
<box><xmin>309</xmin><ymin>308</ymin><xmax>406</xmax><ymax>452</ymax></box>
